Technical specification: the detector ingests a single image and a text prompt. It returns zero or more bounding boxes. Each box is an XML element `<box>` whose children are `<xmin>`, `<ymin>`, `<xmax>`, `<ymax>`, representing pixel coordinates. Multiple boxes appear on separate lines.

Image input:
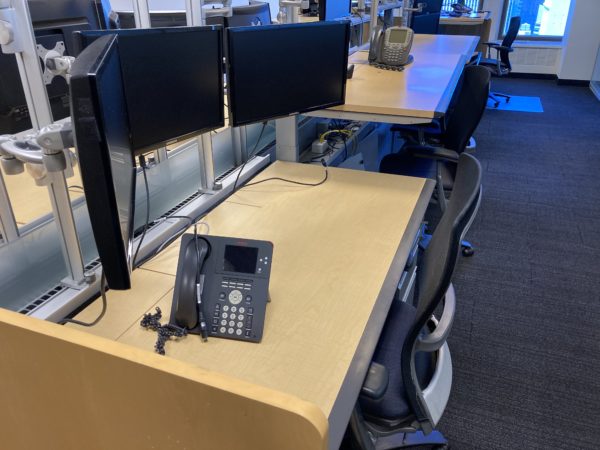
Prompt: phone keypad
<box><xmin>211</xmin><ymin>279</ymin><xmax>256</xmax><ymax>339</ymax></box>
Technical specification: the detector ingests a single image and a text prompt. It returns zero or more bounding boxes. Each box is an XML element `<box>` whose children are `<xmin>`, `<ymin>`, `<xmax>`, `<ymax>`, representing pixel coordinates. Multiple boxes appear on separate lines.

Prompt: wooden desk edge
<box><xmin>0</xmin><ymin>309</ymin><xmax>329</xmax><ymax>450</ymax></box>
<box><xmin>326</xmin><ymin>178</ymin><xmax>435</xmax><ymax>449</ymax></box>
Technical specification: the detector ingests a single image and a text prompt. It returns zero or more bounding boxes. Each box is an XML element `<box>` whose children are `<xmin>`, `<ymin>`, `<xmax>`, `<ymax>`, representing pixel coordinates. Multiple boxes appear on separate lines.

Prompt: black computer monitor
<box><xmin>75</xmin><ymin>27</ymin><xmax>224</xmax><ymax>155</ymax></box>
<box><xmin>0</xmin><ymin>0</ymin><xmax>102</xmax><ymax>135</ymax></box>
<box><xmin>319</xmin><ymin>0</ymin><xmax>352</xmax><ymax>21</ymax></box>
<box><xmin>70</xmin><ymin>34</ymin><xmax>136</xmax><ymax>290</ymax></box>
<box><xmin>71</xmin><ymin>27</ymin><xmax>224</xmax><ymax>290</ymax></box>
<box><xmin>227</xmin><ymin>21</ymin><xmax>350</xmax><ymax>127</ymax></box>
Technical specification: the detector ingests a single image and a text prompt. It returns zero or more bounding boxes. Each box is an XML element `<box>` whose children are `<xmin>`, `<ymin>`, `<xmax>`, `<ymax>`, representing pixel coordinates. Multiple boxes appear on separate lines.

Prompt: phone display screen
<box><xmin>223</xmin><ymin>245</ymin><xmax>259</xmax><ymax>274</ymax></box>
<box><xmin>389</xmin><ymin>29</ymin><xmax>408</xmax><ymax>44</ymax></box>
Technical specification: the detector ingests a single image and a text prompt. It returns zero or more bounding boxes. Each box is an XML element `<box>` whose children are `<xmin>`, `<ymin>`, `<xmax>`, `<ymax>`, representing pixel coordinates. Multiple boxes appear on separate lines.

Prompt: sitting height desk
<box><xmin>0</xmin><ymin>161</ymin><xmax>434</xmax><ymax>450</ymax></box>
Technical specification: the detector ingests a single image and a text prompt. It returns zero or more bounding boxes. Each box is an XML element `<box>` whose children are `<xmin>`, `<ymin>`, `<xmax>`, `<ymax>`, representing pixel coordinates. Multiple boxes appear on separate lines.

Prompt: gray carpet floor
<box><xmin>437</xmin><ymin>77</ymin><xmax>600</xmax><ymax>449</ymax></box>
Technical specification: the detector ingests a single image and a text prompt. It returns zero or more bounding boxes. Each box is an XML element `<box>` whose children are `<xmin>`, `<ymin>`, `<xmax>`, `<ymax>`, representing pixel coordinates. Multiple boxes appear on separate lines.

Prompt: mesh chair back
<box><xmin>401</xmin><ymin>152</ymin><xmax>482</xmax><ymax>422</ymax></box>
<box><xmin>412</xmin><ymin>13</ymin><xmax>441</xmax><ymax>34</ymax></box>
<box><xmin>500</xmin><ymin>16</ymin><xmax>521</xmax><ymax>69</ymax></box>
<box><xmin>443</xmin><ymin>65</ymin><xmax>490</xmax><ymax>153</ymax></box>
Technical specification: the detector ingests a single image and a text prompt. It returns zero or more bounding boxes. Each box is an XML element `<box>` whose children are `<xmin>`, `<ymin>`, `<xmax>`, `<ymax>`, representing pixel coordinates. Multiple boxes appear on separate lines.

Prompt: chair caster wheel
<box><xmin>462</xmin><ymin>246</ymin><xmax>474</xmax><ymax>257</ymax></box>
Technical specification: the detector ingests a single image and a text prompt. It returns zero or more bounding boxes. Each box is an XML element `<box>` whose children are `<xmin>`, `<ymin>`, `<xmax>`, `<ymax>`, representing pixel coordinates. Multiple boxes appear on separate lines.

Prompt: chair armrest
<box><xmin>416</xmin><ymin>284</ymin><xmax>456</xmax><ymax>352</ymax></box>
<box><xmin>360</xmin><ymin>362</ymin><xmax>389</xmax><ymax>400</ymax></box>
<box><xmin>493</xmin><ymin>45</ymin><xmax>514</xmax><ymax>53</ymax></box>
<box><xmin>404</xmin><ymin>144</ymin><xmax>460</xmax><ymax>163</ymax></box>
<box><xmin>468</xmin><ymin>52</ymin><xmax>482</xmax><ymax>66</ymax></box>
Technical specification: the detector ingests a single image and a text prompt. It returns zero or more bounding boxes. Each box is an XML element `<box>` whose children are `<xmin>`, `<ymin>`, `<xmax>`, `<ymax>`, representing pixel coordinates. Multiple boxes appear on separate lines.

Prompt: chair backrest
<box><xmin>401</xmin><ymin>152</ymin><xmax>482</xmax><ymax>426</ymax></box>
<box><xmin>411</xmin><ymin>13</ymin><xmax>440</xmax><ymax>34</ymax></box>
<box><xmin>500</xmin><ymin>16</ymin><xmax>521</xmax><ymax>69</ymax></box>
<box><xmin>420</xmin><ymin>0</ymin><xmax>443</xmax><ymax>14</ymax></box>
<box><xmin>443</xmin><ymin>65</ymin><xmax>490</xmax><ymax>153</ymax></box>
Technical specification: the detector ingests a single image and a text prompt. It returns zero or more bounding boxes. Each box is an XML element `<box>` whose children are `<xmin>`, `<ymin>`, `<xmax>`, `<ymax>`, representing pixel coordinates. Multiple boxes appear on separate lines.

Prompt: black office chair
<box><xmin>348</xmin><ymin>153</ymin><xmax>483</xmax><ymax>450</ymax></box>
<box><xmin>382</xmin><ymin>65</ymin><xmax>488</xmax><ymax>256</ymax></box>
<box><xmin>411</xmin><ymin>13</ymin><xmax>441</xmax><ymax>34</ymax></box>
<box><xmin>410</xmin><ymin>0</ymin><xmax>441</xmax><ymax>34</ymax></box>
<box><xmin>381</xmin><ymin>66</ymin><xmax>489</xmax><ymax>208</ymax></box>
<box><xmin>478</xmin><ymin>16</ymin><xmax>521</xmax><ymax>108</ymax></box>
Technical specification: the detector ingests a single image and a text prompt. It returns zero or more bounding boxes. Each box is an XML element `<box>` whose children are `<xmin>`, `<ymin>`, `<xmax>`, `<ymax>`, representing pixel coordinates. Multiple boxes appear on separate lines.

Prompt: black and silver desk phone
<box><xmin>169</xmin><ymin>234</ymin><xmax>273</xmax><ymax>343</ymax></box>
<box><xmin>369</xmin><ymin>26</ymin><xmax>414</xmax><ymax>70</ymax></box>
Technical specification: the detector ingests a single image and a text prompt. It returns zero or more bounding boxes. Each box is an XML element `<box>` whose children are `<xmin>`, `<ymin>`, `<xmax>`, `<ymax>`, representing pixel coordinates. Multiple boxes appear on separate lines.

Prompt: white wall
<box><xmin>558</xmin><ymin>0</ymin><xmax>600</xmax><ymax>81</ymax></box>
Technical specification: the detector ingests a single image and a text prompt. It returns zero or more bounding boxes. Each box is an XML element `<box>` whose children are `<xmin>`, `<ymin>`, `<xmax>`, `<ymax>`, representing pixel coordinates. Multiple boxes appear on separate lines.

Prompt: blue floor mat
<box><xmin>486</xmin><ymin>95</ymin><xmax>544</xmax><ymax>112</ymax></box>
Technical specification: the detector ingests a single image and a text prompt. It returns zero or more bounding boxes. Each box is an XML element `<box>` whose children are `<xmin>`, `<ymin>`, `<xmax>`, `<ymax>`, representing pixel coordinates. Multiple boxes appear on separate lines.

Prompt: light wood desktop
<box><xmin>0</xmin><ymin>161</ymin><xmax>434</xmax><ymax>450</ymax></box>
<box><xmin>1</xmin><ymin>165</ymin><xmax>83</xmax><ymax>226</ymax></box>
<box><xmin>306</xmin><ymin>34</ymin><xmax>478</xmax><ymax>125</ymax></box>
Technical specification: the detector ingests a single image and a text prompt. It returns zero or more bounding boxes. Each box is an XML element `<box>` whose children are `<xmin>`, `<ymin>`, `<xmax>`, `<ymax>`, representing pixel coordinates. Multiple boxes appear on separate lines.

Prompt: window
<box><xmin>441</xmin><ymin>0</ymin><xmax>482</xmax><ymax>12</ymax></box>
<box><xmin>501</xmin><ymin>0</ymin><xmax>572</xmax><ymax>40</ymax></box>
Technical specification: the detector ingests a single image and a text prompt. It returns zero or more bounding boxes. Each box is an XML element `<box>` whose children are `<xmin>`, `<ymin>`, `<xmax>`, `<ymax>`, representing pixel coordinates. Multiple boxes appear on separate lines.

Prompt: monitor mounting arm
<box><xmin>0</xmin><ymin>0</ymin><xmax>86</xmax><ymax>289</ymax></box>
<box><xmin>0</xmin><ymin>118</ymin><xmax>75</xmax><ymax>179</ymax></box>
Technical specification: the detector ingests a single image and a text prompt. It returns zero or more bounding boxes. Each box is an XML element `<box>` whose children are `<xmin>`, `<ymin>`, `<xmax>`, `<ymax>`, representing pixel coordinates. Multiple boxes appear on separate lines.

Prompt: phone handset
<box><xmin>173</xmin><ymin>237</ymin><xmax>210</xmax><ymax>332</ymax></box>
<box><xmin>368</xmin><ymin>26</ymin><xmax>384</xmax><ymax>64</ymax></box>
<box><xmin>451</xmin><ymin>3</ymin><xmax>473</xmax><ymax>14</ymax></box>
<box><xmin>369</xmin><ymin>26</ymin><xmax>414</xmax><ymax>71</ymax></box>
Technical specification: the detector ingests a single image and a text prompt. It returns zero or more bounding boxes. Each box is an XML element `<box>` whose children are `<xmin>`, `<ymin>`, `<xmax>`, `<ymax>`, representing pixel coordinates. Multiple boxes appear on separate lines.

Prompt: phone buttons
<box><xmin>231</xmin><ymin>306</ymin><xmax>237</xmax><ymax>313</ymax></box>
<box><xmin>236</xmin><ymin>329</ymin><xmax>243</xmax><ymax>336</ymax></box>
<box><xmin>219</xmin><ymin>292</ymin><xmax>226</xmax><ymax>300</ymax></box>
<box><xmin>219</xmin><ymin>327</ymin><xmax>227</xmax><ymax>334</ymax></box>
<box><xmin>221</xmin><ymin>319</ymin><xmax>227</xmax><ymax>326</ymax></box>
<box><xmin>227</xmin><ymin>327</ymin><xmax>234</xmax><ymax>335</ymax></box>
<box><xmin>239</xmin><ymin>307</ymin><xmax>245</xmax><ymax>314</ymax></box>
<box><xmin>237</xmin><ymin>321</ymin><xmax>244</xmax><ymax>329</ymax></box>
<box><xmin>228</xmin><ymin>320</ymin><xmax>235</xmax><ymax>327</ymax></box>
<box><xmin>223</xmin><ymin>305</ymin><xmax>229</xmax><ymax>312</ymax></box>
<box><xmin>245</xmin><ymin>295</ymin><xmax>252</xmax><ymax>303</ymax></box>
<box><xmin>221</xmin><ymin>312</ymin><xmax>228</xmax><ymax>319</ymax></box>
<box><xmin>229</xmin><ymin>289</ymin><xmax>243</xmax><ymax>305</ymax></box>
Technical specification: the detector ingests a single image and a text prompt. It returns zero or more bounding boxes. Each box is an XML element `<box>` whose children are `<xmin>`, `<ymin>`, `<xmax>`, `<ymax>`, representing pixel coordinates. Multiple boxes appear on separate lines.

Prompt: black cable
<box><xmin>132</xmin><ymin>156</ymin><xmax>150</xmax><ymax>268</ymax></box>
<box><xmin>59</xmin><ymin>270</ymin><xmax>107</xmax><ymax>327</ymax></box>
<box><xmin>242</xmin><ymin>161</ymin><xmax>328</xmax><ymax>189</ymax></box>
<box><xmin>232</xmin><ymin>121</ymin><xmax>268</xmax><ymax>193</ymax></box>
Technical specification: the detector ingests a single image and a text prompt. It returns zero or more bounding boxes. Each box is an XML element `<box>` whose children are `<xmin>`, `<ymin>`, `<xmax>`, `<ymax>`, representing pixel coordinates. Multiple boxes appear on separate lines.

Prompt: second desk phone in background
<box><xmin>369</xmin><ymin>26</ymin><xmax>414</xmax><ymax>70</ymax></box>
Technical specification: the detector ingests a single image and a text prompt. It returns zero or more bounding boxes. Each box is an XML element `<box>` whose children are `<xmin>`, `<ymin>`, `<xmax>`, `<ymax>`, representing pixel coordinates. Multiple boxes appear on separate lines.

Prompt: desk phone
<box><xmin>170</xmin><ymin>234</ymin><xmax>273</xmax><ymax>343</ymax></box>
<box><xmin>369</xmin><ymin>26</ymin><xmax>414</xmax><ymax>70</ymax></box>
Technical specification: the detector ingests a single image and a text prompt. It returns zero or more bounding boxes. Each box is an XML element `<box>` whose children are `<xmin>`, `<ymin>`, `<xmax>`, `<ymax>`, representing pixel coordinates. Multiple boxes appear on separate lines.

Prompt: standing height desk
<box><xmin>305</xmin><ymin>34</ymin><xmax>479</xmax><ymax>125</ymax></box>
<box><xmin>0</xmin><ymin>161</ymin><xmax>434</xmax><ymax>450</ymax></box>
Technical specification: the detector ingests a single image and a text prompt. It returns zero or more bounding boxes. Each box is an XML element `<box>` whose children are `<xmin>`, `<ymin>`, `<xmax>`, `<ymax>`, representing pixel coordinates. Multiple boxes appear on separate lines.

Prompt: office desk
<box><xmin>439</xmin><ymin>11</ymin><xmax>491</xmax><ymax>25</ymax></box>
<box><xmin>306</xmin><ymin>35</ymin><xmax>477</xmax><ymax>125</ymax></box>
<box><xmin>0</xmin><ymin>161</ymin><xmax>434</xmax><ymax>450</ymax></box>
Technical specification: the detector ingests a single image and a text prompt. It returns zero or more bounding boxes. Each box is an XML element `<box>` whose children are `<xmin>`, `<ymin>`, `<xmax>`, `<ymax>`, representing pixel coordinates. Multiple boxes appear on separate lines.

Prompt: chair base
<box><xmin>489</xmin><ymin>91</ymin><xmax>511</xmax><ymax>109</ymax></box>
<box><xmin>461</xmin><ymin>240</ymin><xmax>475</xmax><ymax>257</ymax></box>
<box><xmin>374</xmin><ymin>430</ymin><xmax>448</xmax><ymax>449</ymax></box>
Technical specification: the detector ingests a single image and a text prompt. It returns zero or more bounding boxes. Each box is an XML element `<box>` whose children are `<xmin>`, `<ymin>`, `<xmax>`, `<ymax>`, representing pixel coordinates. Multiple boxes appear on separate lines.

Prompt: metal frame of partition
<box><xmin>0</xmin><ymin>0</ymin><xmax>262</xmax><ymax>318</ymax></box>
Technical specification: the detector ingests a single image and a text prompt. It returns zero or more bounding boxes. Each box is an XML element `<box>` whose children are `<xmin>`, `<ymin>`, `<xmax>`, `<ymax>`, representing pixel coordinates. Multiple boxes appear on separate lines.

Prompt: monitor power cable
<box><xmin>59</xmin><ymin>269</ymin><xmax>108</xmax><ymax>327</ymax></box>
<box><xmin>132</xmin><ymin>154</ymin><xmax>151</xmax><ymax>268</ymax></box>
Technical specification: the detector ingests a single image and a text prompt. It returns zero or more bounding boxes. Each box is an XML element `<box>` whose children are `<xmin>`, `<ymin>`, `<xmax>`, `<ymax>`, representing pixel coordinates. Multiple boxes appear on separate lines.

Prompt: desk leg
<box><xmin>198</xmin><ymin>134</ymin><xmax>216</xmax><ymax>190</ymax></box>
<box><xmin>275</xmin><ymin>116</ymin><xmax>299</xmax><ymax>162</ymax></box>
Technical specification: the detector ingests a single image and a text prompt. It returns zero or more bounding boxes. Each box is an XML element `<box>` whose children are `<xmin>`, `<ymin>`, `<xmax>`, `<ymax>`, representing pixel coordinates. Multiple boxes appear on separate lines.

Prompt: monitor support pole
<box><xmin>185</xmin><ymin>0</ymin><xmax>233</xmax><ymax>191</ymax></box>
<box><xmin>0</xmin><ymin>0</ymin><xmax>86</xmax><ymax>288</ymax></box>
<box><xmin>274</xmin><ymin>0</ymin><xmax>303</xmax><ymax>162</ymax></box>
